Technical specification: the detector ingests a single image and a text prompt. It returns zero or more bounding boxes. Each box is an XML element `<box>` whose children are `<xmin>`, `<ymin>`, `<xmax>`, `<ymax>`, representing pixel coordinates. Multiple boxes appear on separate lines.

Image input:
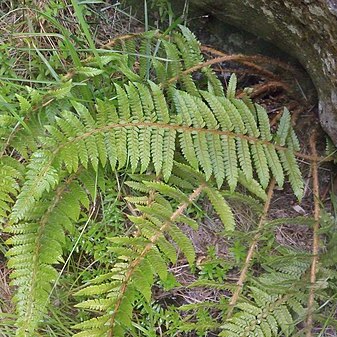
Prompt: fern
<box><xmin>73</xmin><ymin>180</ymin><xmax>204</xmax><ymax>336</ymax></box>
<box><xmin>220</xmin><ymin>266</ymin><xmax>308</xmax><ymax>337</ymax></box>
<box><xmin>5</xmin><ymin>170</ymin><xmax>92</xmax><ymax>336</ymax></box>
<box><xmin>1</xmin><ymin>25</ymin><xmax>308</xmax><ymax>337</ymax></box>
<box><xmin>13</xmin><ymin>80</ymin><xmax>303</xmax><ymax>223</ymax></box>
<box><xmin>72</xmin><ymin>163</ymin><xmax>241</xmax><ymax>336</ymax></box>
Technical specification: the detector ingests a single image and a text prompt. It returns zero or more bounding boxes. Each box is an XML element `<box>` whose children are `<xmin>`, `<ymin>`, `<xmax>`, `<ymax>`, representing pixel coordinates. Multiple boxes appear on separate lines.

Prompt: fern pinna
<box><xmin>1</xmin><ymin>25</ymin><xmax>306</xmax><ymax>336</ymax></box>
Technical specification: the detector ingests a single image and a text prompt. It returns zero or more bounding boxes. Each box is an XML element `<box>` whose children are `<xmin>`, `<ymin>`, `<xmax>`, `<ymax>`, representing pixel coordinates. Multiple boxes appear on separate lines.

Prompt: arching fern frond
<box><xmin>73</xmin><ymin>164</ymin><xmax>240</xmax><ymax>336</ymax></box>
<box><xmin>10</xmin><ymin>79</ymin><xmax>303</xmax><ymax>225</ymax></box>
<box><xmin>164</xmin><ymin>250</ymin><xmax>309</xmax><ymax>337</ymax></box>
<box><xmin>73</xmin><ymin>181</ymin><xmax>205</xmax><ymax>337</ymax></box>
<box><xmin>220</xmin><ymin>251</ymin><xmax>310</xmax><ymax>337</ymax></box>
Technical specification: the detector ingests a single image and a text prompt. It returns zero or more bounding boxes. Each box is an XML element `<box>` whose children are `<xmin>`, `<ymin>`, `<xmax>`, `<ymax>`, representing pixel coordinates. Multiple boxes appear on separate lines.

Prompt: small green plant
<box><xmin>198</xmin><ymin>246</ymin><xmax>230</xmax><ymax>281</ymax></box>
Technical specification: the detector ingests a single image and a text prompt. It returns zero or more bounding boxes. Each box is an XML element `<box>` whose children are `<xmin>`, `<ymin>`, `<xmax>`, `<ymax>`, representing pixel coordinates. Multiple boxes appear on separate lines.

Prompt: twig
<box><xmin>226</xmin><ymin>179</ymin><xmax>276</xmax><ymax>318</ymax></box>
<box><xmin>167</xmin><ymin>54</ymin><xmax>259</xmax><ymax>85</ymax></box>
<box><xmin>306</xmin><ymin>131</ymin><xmax>320</xmax><ymax>337</ymax></box>
<box><xmin>246</xmin><ymin>81</ymin><xmax>290</xmax><ymax>99</ymax></box>
<box><xmin>212</xmin><ymin>62</ymin><xmax>278</xmax><ymax>81</ymax></box>
<box><xmin>201</xmin><ymin>45</ymin><xmax>298</xmax><ymax>74</ymax></box>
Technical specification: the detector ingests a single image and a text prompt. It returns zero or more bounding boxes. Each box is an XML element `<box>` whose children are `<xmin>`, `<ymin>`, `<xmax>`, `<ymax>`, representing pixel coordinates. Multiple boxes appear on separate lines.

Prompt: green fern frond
<box><xmin>74</xmin><ymin>183</ymin><xmax>205</xmax><ymax>336</ymax></box>
<box><xmin>11</xmin><ymin>80</ymin><xmax>303</xmax><ymax>219</ymax></box>
<box><xmin>10</xmin><ymin>151</ymin><xmax>59</xmax><ymax>222</ymax></box>
<box><xmin>0</xmin><ymin>158</ymin><xmax>23</xmax><ymax>225</ymax></box>
<box><xmin>325</xmin><ymin>137</ymin><xmax>337</xmax><ymax>161</ymax></box>
<box><xmin>275</xmin><ymin>107</ymin><xmax>291</xmax><ymax>147</ymax></box>
<box><xmin>226</xmin><ymin>74</ymin><xmax>237</xmax><ymax>99</ymax></box>
<box><xmin>5</xmin><ymin>171</ymin><xmax>92</xmax><ymax>336</ymax></box>
<box><xmin>220</xmin><ymin>267</ymin><xmax>307</xmax><ymax>337</ymax></box>
<box><xmin>204</xmin><ymin>186</ymin><xmax>235</xmax><ymax>231</ymax></box>
<box><xmin>278</xmin><ymin>147</ymin><xmax>304</xmax><ymax>200</ymax></box>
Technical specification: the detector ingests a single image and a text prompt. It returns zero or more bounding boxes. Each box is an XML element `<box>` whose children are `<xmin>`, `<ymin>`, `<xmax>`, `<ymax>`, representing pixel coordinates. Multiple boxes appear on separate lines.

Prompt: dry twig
<box><xmin>306</xmin><ymin>131</ymin><xmax>321</xmax><ymax>337</ymax></box>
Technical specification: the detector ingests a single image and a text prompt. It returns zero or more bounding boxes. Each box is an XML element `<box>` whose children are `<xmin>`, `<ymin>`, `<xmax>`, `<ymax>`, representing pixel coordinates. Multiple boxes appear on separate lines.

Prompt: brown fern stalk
<box><xmin>212</xmin><ymin>64</ymin><xmax>277</xmax><ymax>81</ymax></box>
<box><xmin>167</xmin><ymin>54</ymin><xmax>259</xmax><ymax>85</ymax></box>
<box><xmin>167</xmin><ymin>50</ymin><xmax>298</xmax><ymax>86</ymax></box>
<box><xmin>306</xmin><ymin>131</ymin><xmax>320</xmax><ymax>337</ymax></box>
<box><xmin>108</xmin><ymin>183</ymin><xmax>206</xmax><ymax>337</ymax></box>
<box><xmin>226</xmin><ymin>179</ymin><xmax>275</xmax><ymax>318</ymax></box>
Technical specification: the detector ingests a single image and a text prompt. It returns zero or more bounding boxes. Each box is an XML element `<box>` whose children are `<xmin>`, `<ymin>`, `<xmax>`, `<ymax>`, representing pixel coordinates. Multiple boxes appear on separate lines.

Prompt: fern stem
<box><xmin>166</xmin><ymin>52</ymin><xmax>294</xmax><ymax>95</ymax></box>
<box><xmin>167</xmin><ymin>54</ymin><xmax>256</xmax><ymax>85</ymax></box>
<box><xmin>50</xmin><ymin>120</ymin><xmax>326</xmax><ymax>163</ymax></box>
<box><xmin>108</xmin><ymin>183</ymin><xmax>206</xmax><ymax>336</ymax></box>
<box><xmin>213</xmin><ymin>62</ymin><xmax>278</xmax><ymax>82</ymax></box>
<box><xmin>305</xmin><ymin>131</ymin><xmax>320</xmax><ymax>337</ymax></box>
<box><xmin>242</xmin><ymin>81</ymin><xmax>290</xmax><ymax>99</ymax></box>
<box><xmin>201</xmin><ymin>45</ymin><xmax>299</xmax><ymax>74</ymax></box>
<box><xmin>227</xmin><ymin>179</ymin><xmax>275</xmax><ymax>318</ymax></box>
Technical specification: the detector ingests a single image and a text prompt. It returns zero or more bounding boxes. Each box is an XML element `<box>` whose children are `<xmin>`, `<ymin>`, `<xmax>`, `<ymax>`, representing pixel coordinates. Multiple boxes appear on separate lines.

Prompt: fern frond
<box><xmin>12</xmin><ymin>79</ymin><xmax>302</xmax><ymax>209</ymax></box>
<box><xmin>226</xmin><ymin>73</ymin><xmax>237</xmax><ymax>99</ymax></box>
<box><xmin>264</xmin><ymin>144</ymin><xmax>284</xmax><ymax>187</ymax></box>
<box><xmin>74</xmin><ymin>183</ymin><xmax>205</xmax><ymax>337</ymax></box>
<box><xmin>275</xmin><ymin>107</ymin><xmax>291</xmax><ymax>146</ymax></box>
<box><xmin>278</xmin><ymin>147</ymin><xmax>304</xmax><ymax>200</ymax></box>
<box><xmin>176</xmin><ymin>25</ymin><xmax>203</xmax><ymax>68</ymax></box>
<box><xmin>251</xmin><ymin>143</ymin><xmax>270</xmax><ymax>189</ymax></box>
<box><xmin>204</xmin><ymin>186</ymin><xmax>235</xmax><ymax>232</ymax></box>
<box><xmin>6</xmin><ymin>171</ymin><xmax>91</xmax><ymax>336</ymax></box>
<box><xmin>220</xmin><ymin>267</ymin><xmax>307</xmax><ymax>337</ymax></box>
<box><xmin>256</xmin><ymin>104</ymin><xmax>272</xmax><ymax>141</ymax></box>
<box><xmin>0</xmin><ymin>158</ymin><xmax>23</xmax><ymax>225</ymax></box>
<box><xmin>10</xmin><ymin>151</ymin><xmax>59</xmax><ymax>222</ymax></box>
<box><xmin>162</xmin><ymin>39</ymin><xmax>182</xmax><ymax>79</ymax></box>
